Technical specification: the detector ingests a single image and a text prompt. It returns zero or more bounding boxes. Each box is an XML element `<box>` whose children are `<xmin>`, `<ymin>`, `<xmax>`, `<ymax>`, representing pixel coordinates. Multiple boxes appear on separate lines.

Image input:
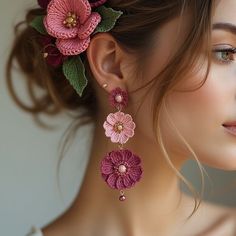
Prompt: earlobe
<box><xmin>86</xmin><ymin>32</ymin><xmax>128</xmax><ymax>93</ymax></box>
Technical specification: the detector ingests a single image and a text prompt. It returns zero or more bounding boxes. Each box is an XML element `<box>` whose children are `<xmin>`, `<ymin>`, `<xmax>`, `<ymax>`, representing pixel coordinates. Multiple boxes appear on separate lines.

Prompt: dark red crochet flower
<box><xmin>89</xmin><ymin>0</ymin><xmax>107</xmax><ymax>7</ymax></box>
<box><xmin>109</xmin><ymin>87</ymin><xmax>128</xmax><ymax>110</ymax></box>
<box><xmin>100</xmin><ymin>149</ymin><xmax>143</xmax><ymax>190</ymax></box>
<box><xmin>37</xmin><ymin>0</ymin><xmax>51</xmax><ymax>9</ymax></box>
<box><xmin>37</xmin><ymin>35</ymin><xmax>68</xmax><ymax>67</ymax></box>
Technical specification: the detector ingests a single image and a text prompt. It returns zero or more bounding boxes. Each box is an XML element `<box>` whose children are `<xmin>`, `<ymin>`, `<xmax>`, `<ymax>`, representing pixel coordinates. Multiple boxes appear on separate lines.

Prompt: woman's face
<box><xmin>133</xmin><ymin>0</ymin><xmax>236</xmax><ymax>170</ymax></box>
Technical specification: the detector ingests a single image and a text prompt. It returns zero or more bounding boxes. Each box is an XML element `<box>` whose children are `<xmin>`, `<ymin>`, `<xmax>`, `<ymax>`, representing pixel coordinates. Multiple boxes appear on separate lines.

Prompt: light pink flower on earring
<box><xmin>100</xmin><ymin>149</ymin><xmax>143</xmax><ymax>189</ymax></box>
<box><xmin>43</xmin><ymin>0</ymin><xmax>102</xmax><ymax>55</ymax></box>
<box><xmin>103</xmin><ymin>111</ymin><xmax>135</xmax><ymax>144</ymax></box>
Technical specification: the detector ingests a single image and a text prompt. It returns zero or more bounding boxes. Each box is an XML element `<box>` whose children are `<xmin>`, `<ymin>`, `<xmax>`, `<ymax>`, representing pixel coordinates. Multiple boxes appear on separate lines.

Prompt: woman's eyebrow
<box><xmin>212</xmin><ymin>22</ymin><xmax>236</xmax><ymax>35</ymax></box>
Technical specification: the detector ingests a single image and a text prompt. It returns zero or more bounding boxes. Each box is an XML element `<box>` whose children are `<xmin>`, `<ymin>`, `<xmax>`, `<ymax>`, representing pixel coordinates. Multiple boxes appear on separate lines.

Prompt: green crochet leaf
<box><xmin>93</xmin><ymin>6</ymin><xmax>123</xmax><ymax>34</ymax></box>
<box><xmin>29</xmin><ymin>15</ymin><xmax>47</xmax><ymax>35</ymax></box>
<box><xmin>62</xmin><ymin>56</ymin><xmax>88</xmax><ymax>97</ymax></box>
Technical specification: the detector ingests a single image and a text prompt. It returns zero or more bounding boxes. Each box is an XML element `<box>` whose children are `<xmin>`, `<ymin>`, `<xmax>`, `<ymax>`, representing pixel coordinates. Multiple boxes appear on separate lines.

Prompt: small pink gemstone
<box><xmin>115</xmin><ymin>94</ymin><xmax>123</xmax><ymax>103</ymax></box>
<box><xmin>118</xmin><ymin>164</ymin><xmax>127</xmax><ymax>173</ymax></box>
<box><xmin>119</xmin><ymin>195</ymin><xmax>126</xmax><ymax>201</ymax></box>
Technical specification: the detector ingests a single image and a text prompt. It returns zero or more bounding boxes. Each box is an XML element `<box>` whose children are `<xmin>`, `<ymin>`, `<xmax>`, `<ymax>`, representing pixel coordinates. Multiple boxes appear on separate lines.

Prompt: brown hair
<box><xmin>5</xmin><ymin>0</ymin><xmax>215</xmax><ymax>220</ymax></box>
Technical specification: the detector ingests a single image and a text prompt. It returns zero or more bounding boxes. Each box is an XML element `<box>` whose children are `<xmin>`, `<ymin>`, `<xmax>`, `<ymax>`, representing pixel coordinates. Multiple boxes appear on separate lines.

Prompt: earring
<box><xmin>102</xmin><ymin>83</ymin><xmax>108</xmax><ymax>88</ymax></box>
<box><xmin>100</xmin><ymin>87</ymin><xmax>143</xmax><ymax>201</ymax></box>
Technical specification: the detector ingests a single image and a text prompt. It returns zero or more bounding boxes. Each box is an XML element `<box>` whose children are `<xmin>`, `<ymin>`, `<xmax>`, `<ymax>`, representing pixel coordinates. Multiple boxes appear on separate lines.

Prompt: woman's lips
<box><xmin>223</xmin><ymin>120</ymin><xmax>236</xmax><ymax>126</ymax></box>
<box><xmin>223</xmin><ymin>123</ymin><xmax>236</xmax><ymax>136</ymax></box>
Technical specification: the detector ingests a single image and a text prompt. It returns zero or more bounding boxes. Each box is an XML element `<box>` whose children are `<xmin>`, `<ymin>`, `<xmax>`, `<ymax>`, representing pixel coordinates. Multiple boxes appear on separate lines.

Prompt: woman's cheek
<box><xmin>163</xmin><ymin>71</ymin><xmax>223</xmax><ymax>153</ymax></box>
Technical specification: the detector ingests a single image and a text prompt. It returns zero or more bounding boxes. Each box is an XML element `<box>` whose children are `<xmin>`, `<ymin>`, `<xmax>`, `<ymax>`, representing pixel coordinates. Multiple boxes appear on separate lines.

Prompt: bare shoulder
<box><xmin>179</xmin><ymin>194</ymin><xmax>236</xmax><ymax>236</ymax></box>
<box><xmin>194</xmin><ymin>203</ymin><xmax>236</xmax><ymax>236</ymax></box>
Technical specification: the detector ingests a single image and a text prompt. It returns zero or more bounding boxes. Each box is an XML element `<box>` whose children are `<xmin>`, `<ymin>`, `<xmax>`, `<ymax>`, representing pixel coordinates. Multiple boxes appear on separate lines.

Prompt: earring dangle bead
<box><xmin>100</xmin><ymin>87</ymin><xmax>143</xmax><ymax>201</ymax></box>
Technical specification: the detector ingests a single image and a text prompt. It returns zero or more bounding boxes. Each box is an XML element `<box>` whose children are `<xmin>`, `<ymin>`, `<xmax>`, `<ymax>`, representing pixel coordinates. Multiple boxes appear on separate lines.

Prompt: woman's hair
<box><xmin>6</xmin><ymin>0</ymin><xmax>215</xmax><ymax>220</ymax></box>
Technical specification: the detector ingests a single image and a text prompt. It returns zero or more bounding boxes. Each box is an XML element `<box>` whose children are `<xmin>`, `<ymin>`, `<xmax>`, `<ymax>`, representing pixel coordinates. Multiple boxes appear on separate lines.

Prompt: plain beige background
<box><xmin>0</xmin><ymin>0</ymin><xmax>236</xmax><ymax>235</ymax></box>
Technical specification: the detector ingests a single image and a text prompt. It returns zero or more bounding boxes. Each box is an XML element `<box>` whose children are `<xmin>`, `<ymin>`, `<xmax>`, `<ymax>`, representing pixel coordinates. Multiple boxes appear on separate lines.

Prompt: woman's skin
<box><xmin>42</xmin><ymin>1</ymin><xmax>236</xmax><ymax>235</ymax></box>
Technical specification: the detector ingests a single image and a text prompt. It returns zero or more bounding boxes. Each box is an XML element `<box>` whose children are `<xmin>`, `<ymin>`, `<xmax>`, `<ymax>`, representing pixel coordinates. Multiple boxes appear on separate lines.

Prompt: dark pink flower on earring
<box><xmin>100</xmin><ymin>149</ymin><xmax>143</xmax><ymax>189</ymax></box>
<box><xmin>103</xmin><ymin>111</ymin><xmax>135</xmax><ymax>144</ymax></box>
<box><xmin>43</xmin><ymin>0</ymin><xmax>102</xmax><ymax>55</ymax></box>
<box><xmin>89</xmin><ymin>0</ymin><xmax>107</xmax><ymax>7</ymax></box>
<box><xmin>109</xmin><ymin>87</ymin><xmax>128</xmax><ymax>110</ymax></box>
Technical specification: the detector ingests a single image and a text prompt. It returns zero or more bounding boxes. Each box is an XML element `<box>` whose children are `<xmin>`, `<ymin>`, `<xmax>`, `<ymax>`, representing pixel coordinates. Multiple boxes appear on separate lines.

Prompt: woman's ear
<box><xmin>86</xmin><ymin>32</ymin><xmax>134</xmax><ymax>93</ymax></box>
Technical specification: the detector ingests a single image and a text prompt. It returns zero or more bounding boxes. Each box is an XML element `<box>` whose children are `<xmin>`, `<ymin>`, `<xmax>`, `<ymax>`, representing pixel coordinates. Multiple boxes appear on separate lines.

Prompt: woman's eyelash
<box><xmin>212</xmin><ymin>47</ymin><xmax>236</xmax><ymax>53</ymax></box>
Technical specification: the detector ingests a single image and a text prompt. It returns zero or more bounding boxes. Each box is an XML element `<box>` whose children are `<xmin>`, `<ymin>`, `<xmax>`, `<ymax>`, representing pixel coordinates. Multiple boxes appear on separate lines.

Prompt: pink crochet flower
<box><xmin>37</xmin><ymin>35</ymin><xmax>68</xmax><ymax>67</ymax></box>
<box><xmin>100</xmin><ymin>149</ymin><xmax>143</xmax><ymax>189</ymax></box>
<box><xmin>89</xmin><ymin>0</ymin><xmax>107</xmax><ymax>7</ymax></box>
<box><xmin>103</xmin><ymin>111</ymin><xmax>135</xmax><ymax>144</ymax></box>
<box><xmin>109</xmin><ymin>87</ymin><xmax>128</xmax><ymax>110</ymax></box>
<box><xmin>43</xmin><ymin>0</ymin><xmax>102</xmax><ymax>55</ymax></box>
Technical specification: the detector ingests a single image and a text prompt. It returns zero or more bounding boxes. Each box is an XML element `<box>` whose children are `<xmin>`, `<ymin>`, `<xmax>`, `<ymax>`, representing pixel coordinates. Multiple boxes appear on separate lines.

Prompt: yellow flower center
<box><xmin>63</xmin><ymin>12</ymin><xmax>78</xmax><ymax>28</ymax></box>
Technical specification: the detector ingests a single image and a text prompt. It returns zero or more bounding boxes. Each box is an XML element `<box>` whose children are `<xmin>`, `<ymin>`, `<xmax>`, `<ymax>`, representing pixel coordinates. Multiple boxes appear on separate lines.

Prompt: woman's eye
<box><xmin>212</xmin><ymin>47</ymin><xmax>236</xmax><ymax>64</ymax></box>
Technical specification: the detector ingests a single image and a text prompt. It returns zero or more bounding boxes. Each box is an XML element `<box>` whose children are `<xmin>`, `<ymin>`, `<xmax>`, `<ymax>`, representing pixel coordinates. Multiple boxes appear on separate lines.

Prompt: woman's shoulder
<box><xmin>179</xmin><ymin>194</ymin><xmax>236</xmax><ymax>236</ymax></box>
<box><xmin>27</xmin><ymin>196</ymin><xmax>236</xmax><ymax>236</ymax></box>
<box><xmin>194</xmin><ymin>206</ymin><xmax>236</xmax><ymax>236</ymax></box>
<box><xmin>197</xmin><ymin>201</ymin><xmax>236</xmax><ymax>235</ymax></box>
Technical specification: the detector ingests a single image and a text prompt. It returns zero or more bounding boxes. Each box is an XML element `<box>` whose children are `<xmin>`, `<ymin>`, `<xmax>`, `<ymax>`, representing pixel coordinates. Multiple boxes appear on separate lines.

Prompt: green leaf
<box><xmin>93</xmin><ymin>6</ymin><xmax>123</xmax><ymax>34</ymax></box>
<box><xmin>62</xmin><ymin>56</ymin><xmax>88</xmax><ymax>97</ymax></box>
<box><xmin>29</xmin><ymin>15</ymin><xmax>47</xmax><ymax>35</ymax></box>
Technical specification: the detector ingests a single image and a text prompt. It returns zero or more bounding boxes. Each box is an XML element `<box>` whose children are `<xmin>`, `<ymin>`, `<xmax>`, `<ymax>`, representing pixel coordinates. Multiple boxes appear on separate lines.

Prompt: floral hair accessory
<box><xmin>37</xmin><ymin>35</ymin><xmax>68</xmax><ymax>67</ymax></box>
<box><xmin>30</xmin><ymin>0</ymin><xmax>123</xmax><ymax>96</ymax></box>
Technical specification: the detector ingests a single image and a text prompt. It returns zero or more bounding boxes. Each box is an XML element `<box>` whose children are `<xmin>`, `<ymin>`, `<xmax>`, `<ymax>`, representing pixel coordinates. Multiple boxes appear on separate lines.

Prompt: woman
<box><xmin>6</xmin><ymin>0</ymin><xmax>236</xmax><ymax>235</ymax></box>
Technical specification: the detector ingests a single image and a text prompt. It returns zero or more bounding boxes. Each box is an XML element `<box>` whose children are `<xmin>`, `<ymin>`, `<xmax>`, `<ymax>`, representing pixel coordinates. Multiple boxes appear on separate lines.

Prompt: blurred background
<box><xmin>0</xmin><ymin>0</ymin><xmax>236</xmax><ymax>235</ymax></box>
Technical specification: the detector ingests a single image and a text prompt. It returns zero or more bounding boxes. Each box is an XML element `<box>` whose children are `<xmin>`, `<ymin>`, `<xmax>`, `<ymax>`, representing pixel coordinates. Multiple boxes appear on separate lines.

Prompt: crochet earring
<box><xmin>100</xmin><ymin>87</ymin><xmax>143</xmax><ymax>201</ymax></box>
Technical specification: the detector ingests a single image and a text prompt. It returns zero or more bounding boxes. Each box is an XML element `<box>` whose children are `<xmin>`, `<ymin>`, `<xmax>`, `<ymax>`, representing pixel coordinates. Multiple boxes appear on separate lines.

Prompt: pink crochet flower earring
<box><xmin>100</xmin><ymin>87</ymin><xmax>143</xmax><ymax>201</ymax></box>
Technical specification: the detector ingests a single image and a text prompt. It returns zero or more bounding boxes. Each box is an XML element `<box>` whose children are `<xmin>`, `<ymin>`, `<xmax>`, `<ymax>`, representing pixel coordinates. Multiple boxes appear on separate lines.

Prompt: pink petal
<box><xmin>103</xmin><ymin>120</ymin><xmax>111</xmax><ymax>129</ymax></box>
<box><xmin>126</xmin><ymin>154</ymin><xmax>141</xmax><ymax>167</ymax></box>
<box><xmin>121</xmin><ymin>114</ymin><xmax>132</xmax><ymax>123</ymax></box>
<box><xmin>119</xmin><ymin>133</ymin><xmax>129</xmax><ymax>144</ymax></box>
<box><xmin>116</xmin><ymin>176</ymin><xmax>125</xmax><ymax>189</ymax></box>
<box><xmin>106</xmin><ymin>113</ymin><xmax>117</xmax><ymax>125</ymax></box>
<box><xmin>128</xmin><ymin>166</ymin><xmax>142</xmax><ymax>182</ymax></box>
<box><xmin>56</xmin><ymin>37</ymin><xmax>90</xmax><ymax>55</ymax></box>
<box><xmin>44</xmin><ymin>0</ymin><xmax>78</xmax><ymax>39</ymax></box>
<box><xmin>123</xmin><ymin>175</ymin><xmax>134</xmax><ymax>188</ymax></box>
<box><xmin>103</xmin><ymin>122</ymin><xmax>114</xmax><ymax>137</ymax></box>
<box><xmin>114</xmin><ymin>111</ymin><xmax>124</xmax><ymax>121</ymax></box>
<box><xmin>110</xmin><ymin>132</ymin><xmax>120</xmax><ymax>143</ymax></box>
<box><xmin>101</xmin><ymin>159</ymin><xmax>114</xmax><ymax>175</ymax></box>
<box><xmin>110</xmin><ymin>151</ymin><xmax>123</xmax><ymax>165</ymax></box>
<box><xmin>78</xmin><ymin>12</ymin><xmax>101</xmax><ymax>40</ymax></box>
<box><xmin>70</xmin><ymin>0</ymin><xmax>91</xmax><ymax>25</ymax></box>
<box><xmin>122</xmin><ymin>149</ymin><xmax>132</xmax><ymax>162</ymax></box>
<box><xmin>106</xmin><ymin>173</ymin><xmax>118</xmax><ymax>189</ymax></box>
<box><xmin>105</xmin><ymin>128</ymin><xmax>114</xmax><ymax>137</ymax></box>
<box><xmin>125</xmin><ymin>121</ymin><xmax>136</xmax><ymax>130</ymax></box>
<box><xmin>123</xmin><ymin>127</ymin><xmax>134</xmax><ymax>138</ymax></box>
